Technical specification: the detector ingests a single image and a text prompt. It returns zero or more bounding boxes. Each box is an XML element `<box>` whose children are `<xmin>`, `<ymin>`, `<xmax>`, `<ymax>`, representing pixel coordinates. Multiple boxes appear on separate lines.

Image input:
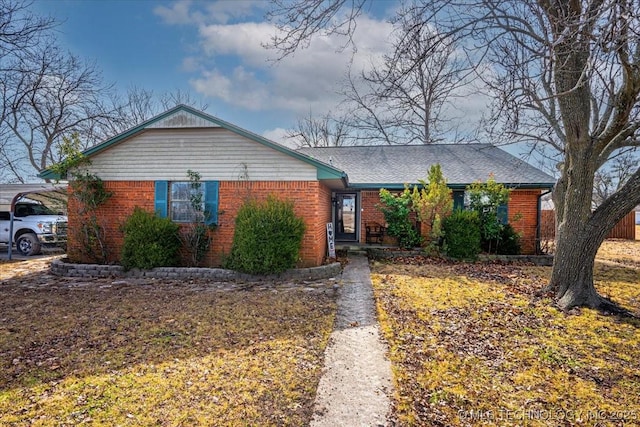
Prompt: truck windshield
<box><xmin>15</xmin><ymin>204</ymin><xmax>58</xmax><ymax>216</ymax></box>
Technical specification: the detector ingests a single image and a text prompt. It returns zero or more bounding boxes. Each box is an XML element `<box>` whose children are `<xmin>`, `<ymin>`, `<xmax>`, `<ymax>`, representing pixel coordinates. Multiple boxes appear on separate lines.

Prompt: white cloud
<box><xmin>204</xmin><ymin>1</ymin><xmax>267</xmax><ymax>24</ymax></box>
<box><xmin>154</xmin><ymin>0</ymin><xmax>265</xmax><ymax>26</ymax></box>
<box><xmin>262</xmin><ymin>127</ymin><xmax>294</xmax><ymax>147</ymax></box>
<box><xmin>191</xmin><ymin>15</ymin><xmax>394</xmax><ymax>115</ymax></box>
<box><xmin>153</xmin><ymin>0</ymin><xmax>197</xmax><ymax>25</ymax></box>
<box><xmin>191</xmin><ymin>67</ymin><xmax>270</xmax><ymax>111</ymax></box>
<box><xmin>198</xmin><ymin>21</ymin><xmax>273</xmax><ymax>63</ymax></box>
<box><xmin>181</xmin><ymin>56</ymin><xmax>200</xmax><ymax>72</ymax></box>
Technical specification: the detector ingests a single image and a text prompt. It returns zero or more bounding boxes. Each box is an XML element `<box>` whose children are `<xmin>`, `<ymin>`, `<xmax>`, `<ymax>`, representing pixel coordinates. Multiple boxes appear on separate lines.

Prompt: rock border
<box><xmin>365</xmin><ymin>247</ymin><xmax>554</xmax><ymax>266</ymax></box>
<box><xmin>51</xmin><ymin>259</ymin><xmax>342</xmax><ymax>282</ymax></box>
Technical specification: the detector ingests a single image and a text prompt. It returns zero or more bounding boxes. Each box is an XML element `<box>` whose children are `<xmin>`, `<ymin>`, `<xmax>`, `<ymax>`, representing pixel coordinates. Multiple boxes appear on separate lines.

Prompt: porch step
<box><xmin>335</xmin><ymin>244</ymin><xmax>369</xmax><ymax>256</ymax></box>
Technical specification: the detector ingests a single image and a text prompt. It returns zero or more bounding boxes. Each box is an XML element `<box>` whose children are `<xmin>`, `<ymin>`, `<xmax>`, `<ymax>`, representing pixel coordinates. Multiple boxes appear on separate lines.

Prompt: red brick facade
<box><xmin>359</xmin><ymin>191</ymin><xmax>387</xmax><ymax>243</ymax></box>
<box><xmin>507</xmin><ymin>189</ymin><xmax>543</xmax><ymax>254</ymax></box>
<box><xmin>67</xmin><ymin>180</ymin><xmax>331</xmax><ymax>268</ymax></box>
<box><xmin>66</xmin><ymin>181</ymin><xmax>545</xmax><ymax>265</ymax></box>
<box><xmin>358</xmin><ymin>188</ymin><xmax>544</xmax><ymax>254</ymax></box>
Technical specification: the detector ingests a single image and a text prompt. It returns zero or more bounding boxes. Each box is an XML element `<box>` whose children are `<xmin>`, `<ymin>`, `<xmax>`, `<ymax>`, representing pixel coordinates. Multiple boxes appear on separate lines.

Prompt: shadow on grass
<box><xmin>0</xmin><ymin>269</ymin><xmax>336</xmax><ymax>392</ymax></box>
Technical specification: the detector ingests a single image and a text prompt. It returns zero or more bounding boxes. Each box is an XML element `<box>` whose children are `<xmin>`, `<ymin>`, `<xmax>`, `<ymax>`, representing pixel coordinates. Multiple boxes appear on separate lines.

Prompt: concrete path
<box><xmin>310</xmin><ymin>255</ymin><xmax>393</xmax><ymax>427</ymax></box>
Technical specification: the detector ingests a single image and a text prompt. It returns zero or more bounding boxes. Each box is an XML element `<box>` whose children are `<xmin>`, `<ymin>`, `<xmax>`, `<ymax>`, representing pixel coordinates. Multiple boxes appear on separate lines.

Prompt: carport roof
<box><xmin>0</xmin><ymin>183</ymin><xmax>68</xmax><ymax>211</ymax></box>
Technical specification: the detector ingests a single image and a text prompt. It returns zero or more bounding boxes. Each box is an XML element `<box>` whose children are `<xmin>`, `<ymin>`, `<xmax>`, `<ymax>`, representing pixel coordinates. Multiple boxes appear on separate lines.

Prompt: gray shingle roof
<box><xmin>298</xmin><ymin>144</ymin><xmax>556</xmax><ymax>188</ymax></box>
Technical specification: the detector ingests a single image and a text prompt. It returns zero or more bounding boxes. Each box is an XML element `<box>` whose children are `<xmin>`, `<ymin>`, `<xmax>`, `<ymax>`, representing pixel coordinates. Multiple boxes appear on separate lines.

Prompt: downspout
<box><xmin>536</xmin><ymin>189</ymin><xmax>552</xmax><ymax>254</ymax></box>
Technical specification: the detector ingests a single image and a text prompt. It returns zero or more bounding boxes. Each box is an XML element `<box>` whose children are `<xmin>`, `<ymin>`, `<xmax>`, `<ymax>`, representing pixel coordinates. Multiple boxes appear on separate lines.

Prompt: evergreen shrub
<box><xmin>224</xmin><ymin>196</ymin><xmax>305</xmax><ymax>275</ymax></box>
<box><xmin>121</xmin><ymin>207</ymin><xmax>181</xmax><ymax>270</ymax></box>
<box><xmin>495</xmin><ymin>223</ymin><xmax>522</xmax><ymax>255</ymax></box>
<box><xmin>443</xmin><ymin>210</ymin><xmax>481</xmax><ymax>260</ymax></box>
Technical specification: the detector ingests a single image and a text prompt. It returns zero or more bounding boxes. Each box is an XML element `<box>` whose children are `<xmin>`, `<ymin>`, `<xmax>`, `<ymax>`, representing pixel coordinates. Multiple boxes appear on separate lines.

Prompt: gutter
<box><xmin>536</xmin><ymin>189</ymin><xmax>553</xmax><ymax>255</ymax></box>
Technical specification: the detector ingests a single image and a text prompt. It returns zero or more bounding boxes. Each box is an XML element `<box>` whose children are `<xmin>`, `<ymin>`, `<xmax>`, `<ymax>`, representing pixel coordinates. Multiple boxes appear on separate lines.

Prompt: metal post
<box><xmin>8</xmin><ymin>210</ymin><xmax>14</xmax><ymax>260</ymax></box>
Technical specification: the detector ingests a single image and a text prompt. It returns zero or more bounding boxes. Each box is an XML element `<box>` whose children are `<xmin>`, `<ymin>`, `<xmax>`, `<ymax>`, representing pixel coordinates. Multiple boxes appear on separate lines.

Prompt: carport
<box><xmin>0</xmin><ymin>183</ymin><xmax>68</xmax><ymax>260</ymax></box>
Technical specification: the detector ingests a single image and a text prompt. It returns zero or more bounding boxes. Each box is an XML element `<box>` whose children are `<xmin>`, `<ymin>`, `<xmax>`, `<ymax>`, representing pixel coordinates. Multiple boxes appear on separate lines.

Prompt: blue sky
<box><xmin>32</xmin><ymin>0</ymin><xmax>492</xmax><ymax>148</ymax></box>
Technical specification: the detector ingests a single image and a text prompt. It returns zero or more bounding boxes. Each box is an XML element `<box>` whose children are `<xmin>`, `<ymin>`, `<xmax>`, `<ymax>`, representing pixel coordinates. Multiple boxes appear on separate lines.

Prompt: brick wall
<box><xmin>508</xmin><ymin>189</ymin><xmax>542</xmax><ymax>255</ymax></box>
<box><xmin>360</xmin><ymin>191</ymin><xmax>389</xmax><ymax>243</ymax></box>
<box><xmin>67</xmin><ymin>181</ymin><xmax>155</xmax><ymax>264</ymax></box>
<box><xmin>67</xmin><ymin>180</ymin><xmax>331</xmax><ymax>267</ymax></box>
<box><xmin>359</xmin><ymin>188</ymin><xmax>543</xmax><ymax>254</ymax></box>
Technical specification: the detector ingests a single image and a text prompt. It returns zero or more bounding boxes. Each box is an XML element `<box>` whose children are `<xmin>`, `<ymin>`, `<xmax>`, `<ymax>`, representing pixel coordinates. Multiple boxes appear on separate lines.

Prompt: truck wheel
<box><xmin>16</xmin><ymin>233</ymin><xmax>41</xmax><ymax>256</ymax></box>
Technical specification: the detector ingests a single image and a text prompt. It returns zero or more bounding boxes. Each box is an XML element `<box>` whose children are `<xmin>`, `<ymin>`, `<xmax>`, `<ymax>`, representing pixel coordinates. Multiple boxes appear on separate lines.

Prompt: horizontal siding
<box><xmin>87</xmin><ymin>128</ymin><xmax>318</xmax><ymax>181</ymax></box>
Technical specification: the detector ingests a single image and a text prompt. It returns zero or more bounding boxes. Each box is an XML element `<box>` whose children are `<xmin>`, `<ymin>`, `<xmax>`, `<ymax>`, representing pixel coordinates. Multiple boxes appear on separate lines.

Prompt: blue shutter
<box><xmin>204</xmin><ymin>181</ymin><xmax>219</xmax><ymax>225</ymax></box>
<box><xmin>155</xmin><ymin>181</ymin><xmax>168</xmax><ymax>218</ymax></box>
<box><xmin>453</xmin><ymin>191</ymin><xmax>465</xmax><ymax>211</ymax></box>
<box><xmin>497</xmin><ymin>204</ymin><xmax>508</xmax><ymax>224</ymax></box>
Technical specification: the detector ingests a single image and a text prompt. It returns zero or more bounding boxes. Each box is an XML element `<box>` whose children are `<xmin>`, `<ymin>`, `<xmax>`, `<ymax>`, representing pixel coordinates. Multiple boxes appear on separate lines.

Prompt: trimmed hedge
<box><xmin>224</xmin><ymin>196</ymin><xmax>306</xmax><ymax>275</ymax></box>
<box><xmin>443</xmin><ymin>210</ymin><xmax>481</xmax><ymax>260</ymax></box>
<box><xmin>120</xmin><ymin>207</ymin><xmax>181</xmax><ymax>270</ymax></box>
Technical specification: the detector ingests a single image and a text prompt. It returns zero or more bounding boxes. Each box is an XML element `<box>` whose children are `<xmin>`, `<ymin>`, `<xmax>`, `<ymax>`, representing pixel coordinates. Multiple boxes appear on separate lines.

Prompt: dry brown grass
<box><xmin>0</xmin><ymin>260</ymin><xmax>336</xmax><ymax>426</ymax></box>
<box><xmin>373</xmin><ymin>257</ymin><xmax>640</xmax><ymax>426</ymax></box>
<box><xmin>597</xmin><ymin>238</ymin><xmax>640</xmax><ymax>268</ymax></box>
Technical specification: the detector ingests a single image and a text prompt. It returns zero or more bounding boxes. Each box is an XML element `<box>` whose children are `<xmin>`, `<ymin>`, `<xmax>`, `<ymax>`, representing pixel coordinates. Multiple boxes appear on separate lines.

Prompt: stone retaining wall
<box><xmin>366</xmin><ymin>248</ymin><xmax>554</xmax><ymax>266</ymax></box>
<box><xmin>51</xmin><ymin>259</ymin><xmax>342</xmax><ymax>282</ymax></box>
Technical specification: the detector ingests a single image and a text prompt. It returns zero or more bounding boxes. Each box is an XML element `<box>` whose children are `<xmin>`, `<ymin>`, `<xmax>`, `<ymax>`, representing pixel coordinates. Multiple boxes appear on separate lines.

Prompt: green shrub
<box><xmin>443</xmin><ymin>210</ymin><xmax>481</xmax><ymax>260</ymax></box>
<box><xmin>121</xmin><ymin>207</ymin><xmax>181</xmax><ymax>270</ymax></box>
<box><xmin>467</xmin><ymin>175</ymin><xmax>511</xmax><ymax>254</ymax></box>
<box><xmin>224</xmin><ymin>196</ymin><xmax>306</xmax><ymax>275</ymax></box>
<box><xmin>378</xmin><ymin>188</ymin><xmax>422</xmax><ymax>249</ymax></box>
<box><xmin>495</xmin><ymin>223</ymin><xmax>522</xmax><ymax>255</ymax></box>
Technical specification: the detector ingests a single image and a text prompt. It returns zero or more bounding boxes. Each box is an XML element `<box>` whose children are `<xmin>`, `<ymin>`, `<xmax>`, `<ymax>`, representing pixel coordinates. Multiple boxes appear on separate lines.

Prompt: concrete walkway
<box><xmin>310</xmin><ymin>255</ymin><xmax>393</xmax><ymax>427</ymax></box>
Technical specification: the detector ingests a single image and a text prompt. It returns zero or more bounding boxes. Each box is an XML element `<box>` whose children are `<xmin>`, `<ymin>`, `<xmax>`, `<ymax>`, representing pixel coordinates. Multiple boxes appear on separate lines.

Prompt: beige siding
<box><xmin>147</xmin><ymin>110</ymin><xmax>220</xmax><ymax>129</ymax></box>
<box><xmin>87</xmin><ymin>128</ymin><xmax>318</xmax><ymax>181</ymax></box>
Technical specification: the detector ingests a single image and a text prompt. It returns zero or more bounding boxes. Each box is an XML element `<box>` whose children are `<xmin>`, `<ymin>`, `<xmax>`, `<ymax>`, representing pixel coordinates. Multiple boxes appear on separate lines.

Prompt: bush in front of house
<box><xmin>224</xmin><ymin>196</ymin><xmax>306</xmax><ymax>275</ymax></box>
<box><xmin>121</xmin><ymin>207</ymin><xmax>181</xmax><ymax>270</ymax></box>
<box><xmin>443</xmin><ymin>209</ymin><xmax>481</xmax><ymax>260</ymax></box>
<box><xmin>378</xmin><ymin>187</ymin><xmax>422</xmax><ymax>249</ymax></box>
<box><xmin>495</xmin><ymin>223</ymin><xmax>522</xmax><ymax>255</ymax></box>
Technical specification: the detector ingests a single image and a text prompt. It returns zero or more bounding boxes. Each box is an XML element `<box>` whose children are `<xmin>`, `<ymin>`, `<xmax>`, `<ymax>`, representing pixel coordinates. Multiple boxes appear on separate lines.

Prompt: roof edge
<box><xmin>39</xmin><ymin>105</ymin><xmax>347</xmax><ymax>182</ymax></box>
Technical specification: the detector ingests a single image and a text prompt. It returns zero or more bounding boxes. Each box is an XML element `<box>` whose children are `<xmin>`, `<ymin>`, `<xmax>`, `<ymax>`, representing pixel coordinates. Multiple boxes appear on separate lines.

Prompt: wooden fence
<box><xmin>541</xmin><ymin>210</ymin><xmax>637</xmax><ymax>240</ymax></box>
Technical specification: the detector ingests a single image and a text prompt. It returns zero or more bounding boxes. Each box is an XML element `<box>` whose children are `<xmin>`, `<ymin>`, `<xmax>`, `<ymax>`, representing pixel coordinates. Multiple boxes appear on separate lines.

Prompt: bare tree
<box><xmin>159</xmin><ymin>89</ymin><xmax>208</xmax><ymax>112</ymax></box>
<box><xmin>0</xmin><ymin>1</ymin><xmax>208</xmax><ymax>183</ymax></box>
<box><xmin>266</xmin><ymin>0</ymin><xmax>640</xmax><ymax>312</ymax></box>
<box><xmin>286</xmin><ymin>110</ymin><xmax>353</xmax><ymax>147</ymax></box>
<box><xmin>342</xmin><ymin>6</ymin><xmax>472</xmax><ymax>144</ymax></box>
<box><xmin>1</xmin><ymin>0</ymin><xmax>56</xmax><ymax>182</ymax></box>
<box><xmin>0</xmin><ymin>0</ymin><xmax>55</xmax><ymax>67</ymax></box>
<box><xmin>592</xmin><ymin>150</ymin><xmax>639</xmax><ymax>208</ymax></box>
<box><xmin>266</xmin><ymin>0</ymin><xmax>368</xmax><ymax>58</ymax></box>
<box><xmin>0</xmin><ymin>39</ymin><xmax>114</xmax><ymax>182</ymax></box>
<box><xmin>97</xmin><ymin>86</ymin><xmax>209</xmax><ymax>140</ymax></box>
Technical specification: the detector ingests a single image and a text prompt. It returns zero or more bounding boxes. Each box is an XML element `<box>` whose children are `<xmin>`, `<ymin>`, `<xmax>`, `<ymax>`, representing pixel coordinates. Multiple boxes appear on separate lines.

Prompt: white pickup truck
<box><xmin>0</xmin><ymin>201</ymin><xmax>68</xmax><ymax>256</ymax></box>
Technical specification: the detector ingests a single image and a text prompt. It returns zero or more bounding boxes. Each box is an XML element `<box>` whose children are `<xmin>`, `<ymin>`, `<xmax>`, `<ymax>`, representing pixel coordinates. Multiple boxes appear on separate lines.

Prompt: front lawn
<box><xmin>372</xmin><ymin>257</ymin><xmax>640</xmax><ymax>426</ymax></box>
<box><xmin>0</xmin><ymin>268</ymin><xmax>336</xmax><ymax>426</ymax></box>
<box><xmin>598</xmin><ymin>238</ymin><xmax>640</xmax><ymax>268</ymax></box>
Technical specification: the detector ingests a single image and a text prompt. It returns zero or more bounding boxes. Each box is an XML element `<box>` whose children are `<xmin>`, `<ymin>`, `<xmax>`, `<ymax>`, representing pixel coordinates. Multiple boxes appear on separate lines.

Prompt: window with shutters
<box><xmin>170</xmin><ymin>181</ymin><xmax>204</xmax><ymax>222</ymax></box>
<box><xmin>155</xmin><ymin>180</ymin><xmax>219</xmax><ymax>225</ymax></box>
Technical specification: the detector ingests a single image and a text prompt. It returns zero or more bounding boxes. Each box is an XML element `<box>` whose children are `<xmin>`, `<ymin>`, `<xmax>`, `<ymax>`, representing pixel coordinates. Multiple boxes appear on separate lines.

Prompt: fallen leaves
<box><xmin>597</xmin><ymin>239</ymin><xmax>640</xmax><ymax>268</ymax></box>
<box><xmin>0</xmin><ymin>263</ymin><xmax>337</xmax><ymax>426</ymax></box>
<box><xmin>372</xmin><ymin>257</ymin><xmax>640</xmax><ymax>427</ymax></box>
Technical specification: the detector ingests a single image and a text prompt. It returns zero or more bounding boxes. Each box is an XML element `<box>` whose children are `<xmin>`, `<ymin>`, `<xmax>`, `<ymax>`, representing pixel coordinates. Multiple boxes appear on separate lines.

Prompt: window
<box><xmin>456</xmin><ymin>190</ymin><xmax>508</xmax><ymax>223</ymax></box>
<box><xmin>170</xmin><ymin>182</ymin><xmax>204</xmax><ymax>222</ymax></box>
<box><xmin>155</xmin><ymin>180</ymin><xmax>219</xmax><ymax>225</ymax></box>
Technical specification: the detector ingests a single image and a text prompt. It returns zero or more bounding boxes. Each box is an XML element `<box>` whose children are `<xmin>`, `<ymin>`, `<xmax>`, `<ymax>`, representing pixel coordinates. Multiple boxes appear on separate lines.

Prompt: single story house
<box><xmin>40</xmin><ymin>105</ymin><xmax>556</xmax><ymax>267</ymax></box>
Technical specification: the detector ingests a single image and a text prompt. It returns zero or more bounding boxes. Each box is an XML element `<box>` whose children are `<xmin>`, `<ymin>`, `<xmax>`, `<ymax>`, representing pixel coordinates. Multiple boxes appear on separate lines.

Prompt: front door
<box><xmin>335</xmin><ymin>193</ymin><xmax>358</xmax><ymax>241</ymax></box>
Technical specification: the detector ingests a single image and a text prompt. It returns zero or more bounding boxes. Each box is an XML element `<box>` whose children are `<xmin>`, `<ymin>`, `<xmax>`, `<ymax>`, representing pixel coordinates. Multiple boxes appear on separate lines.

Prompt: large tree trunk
<box><xmin>550</xmin><ymin>160</ymin><xmax>640</xmax><ymax>312</ymax></box>
<box><xmin>549</xmin><ymin>220</ymin><xmax>607</xmax><ymax>310</ymax></box>
<box><xmin>549</xmin><ymin>147</ymin><xmax>608</xmax><ymax>310</ymax></box>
